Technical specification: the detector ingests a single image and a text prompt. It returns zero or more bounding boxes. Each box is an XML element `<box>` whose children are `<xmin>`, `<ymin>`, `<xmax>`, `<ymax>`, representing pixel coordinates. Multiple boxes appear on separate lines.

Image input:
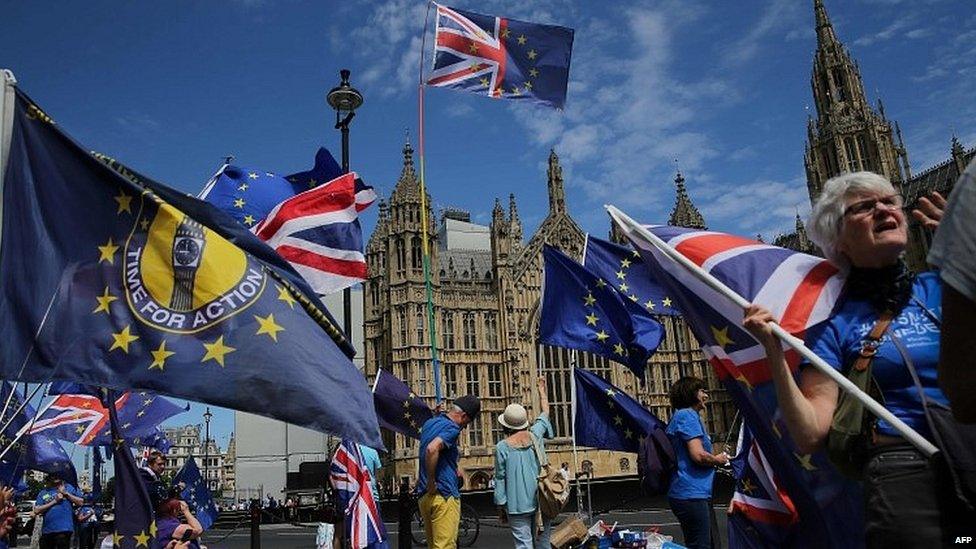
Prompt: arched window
<box><xmin>463</xmin><ymin>313</ymin><xmax>477</xmax><ymax>348</ymax></box>
<box><xmin>415</xmin><ymin>306</ymin><xmax>425</xmax><ymax>345</ymax></box>
<box><xmin>485</xmin><ymin>313</ymin><xmax>498</xmax><ymax>349</ymax></box>
<box><xmin>410</xmin><ymin>236</ymin><xmax>422</xmax><ymax>272</ymax></box>
<box><xmin>397</xmin><ymin>307</ymin><xmax>407</xmax><ymax>344</ymax></box>
<box><xmin>395</xmin><ymin>238</ymin><xmax>406</xmax><ymax>274</ymax></box>
<box><xmin>442</xmin><ymin>314</ymin><xmax>455</xmax><ymax>350</ymax></box>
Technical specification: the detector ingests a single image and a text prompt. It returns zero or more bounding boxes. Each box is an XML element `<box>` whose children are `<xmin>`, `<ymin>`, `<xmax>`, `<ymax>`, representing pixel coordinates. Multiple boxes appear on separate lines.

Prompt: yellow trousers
<box><xmin>418</xmin><ymin>493</ymin><xmax>460</xmax><ymax>549</ymax></box>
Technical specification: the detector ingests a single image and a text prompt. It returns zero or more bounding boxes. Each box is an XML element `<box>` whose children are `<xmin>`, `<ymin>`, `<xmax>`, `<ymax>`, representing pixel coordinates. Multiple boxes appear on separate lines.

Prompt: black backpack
<box><xmin>637</xmin><ymin>427</ymin><xmax>676</xmax><ymax>495</ymax></box>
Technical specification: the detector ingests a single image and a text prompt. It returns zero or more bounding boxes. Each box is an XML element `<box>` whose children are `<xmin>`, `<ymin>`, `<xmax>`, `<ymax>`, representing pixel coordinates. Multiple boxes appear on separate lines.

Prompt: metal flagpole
<box><xmin>606</xmin><ymin>204</ymin><xmax>938</xmax><ymax>457</ymax></box>
<box><xmin>417</xmin><ymin>1</ymin><xmax>443</xmax><ymax>403</ymax></box>
<box><xmin>568</xmin><ymin>351</ymin><xmax>586</xmax><ymax>520</ymax></box>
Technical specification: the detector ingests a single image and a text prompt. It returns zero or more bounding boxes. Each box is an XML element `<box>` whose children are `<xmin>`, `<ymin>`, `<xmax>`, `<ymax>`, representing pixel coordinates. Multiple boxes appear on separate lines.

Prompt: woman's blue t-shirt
<box><xmin>666</xmin><ymin>408</ymin><xmax>715</xmax><ymax>500</ymax></box>
<box><xmin>803</xmin><ymin>272</ymin><xmax>948</xmax><ymax>440</ymax></box>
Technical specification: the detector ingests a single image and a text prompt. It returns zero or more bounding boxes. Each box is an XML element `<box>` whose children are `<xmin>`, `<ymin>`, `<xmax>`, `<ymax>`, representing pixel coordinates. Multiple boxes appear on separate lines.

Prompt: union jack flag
<box><xmin>253</xmin><ymin>172</ymin><xmax>374</xmax><ymax>295</ymax></box>
<box><xmin>330</xmin><ymin>439</ymin><xmax>387</xmax><ymax>549</ymax></box>
<box><xmin>428</xmin><ymin>4</ymin><xmax>574</xmax><ymax>109</ymax></box>
<box><xmin>610</xmin><ymin>217</ymin><xmax>863</xmax><ymax>548</ymax></box>
<box><xmin>22</xmin><ymin>390</ymin><xmax>186</xmax><ymax>448</ymax></box>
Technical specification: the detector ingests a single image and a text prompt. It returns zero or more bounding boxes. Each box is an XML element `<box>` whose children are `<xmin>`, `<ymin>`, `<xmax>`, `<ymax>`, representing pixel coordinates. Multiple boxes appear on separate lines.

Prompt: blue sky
<box><xmin>3</xmin><ymin>0</ymin><xmax>974</xmax><ymax>458</ymax></box>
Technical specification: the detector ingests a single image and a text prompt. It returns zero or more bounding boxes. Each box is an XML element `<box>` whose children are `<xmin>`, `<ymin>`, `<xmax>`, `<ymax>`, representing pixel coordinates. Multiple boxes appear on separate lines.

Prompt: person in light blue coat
<box><xmin>493</xmin><ymin>377</ymin><xmax>553</xmax><ymax>549</ymax></box>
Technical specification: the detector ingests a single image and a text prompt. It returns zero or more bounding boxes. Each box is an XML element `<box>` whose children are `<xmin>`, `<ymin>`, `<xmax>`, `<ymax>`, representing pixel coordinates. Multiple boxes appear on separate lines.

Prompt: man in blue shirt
<box><xmin>33</xmin><ymin>474</ymin><xmax>83</xmax><ymax>549</ymax></box>
<box><xmin>415</xmin><ymin>394</ymin><xmax>480</xmax><ymax>549</ymax></box>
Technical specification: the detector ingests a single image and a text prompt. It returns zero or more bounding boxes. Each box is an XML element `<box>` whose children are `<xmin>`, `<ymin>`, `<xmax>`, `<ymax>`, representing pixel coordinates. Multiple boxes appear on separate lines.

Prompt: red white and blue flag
<box><xmin>428</xmin><ymin>4</ymin><xmax>574</xmax><ymax>109</ymax></box>
<box><xmin>254</xmin><ymin>172</ymin><xmax>375</xmax><ymax>295</ymax></box>
<box><xmin>330</xmin><ymin>439</ymin><xmax>387</xmax><ymax>549</ymax></box>
<box><xmin>612</xmin><ymin>220</ymin><xmax>863</xmax><ymax>548</ymax></box>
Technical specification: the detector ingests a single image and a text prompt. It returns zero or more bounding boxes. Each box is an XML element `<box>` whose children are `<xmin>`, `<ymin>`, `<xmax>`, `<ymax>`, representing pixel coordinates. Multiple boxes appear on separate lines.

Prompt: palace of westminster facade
<box><xmin>362</xmin><ymin>0</ymin><xmax>973</xmax><ymax>487</ymax></box>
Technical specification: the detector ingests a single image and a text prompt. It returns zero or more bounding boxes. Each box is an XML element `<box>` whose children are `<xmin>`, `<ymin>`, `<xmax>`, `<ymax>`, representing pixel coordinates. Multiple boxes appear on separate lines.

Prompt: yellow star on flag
<box><xmin>527</xmin><ymin>49</ymin><xmax>537</xmax><ymax>60</ymax></box>
<box><xmin>621</xmin><ymin>258</ymin><xmax>632</xmax><ymax>268</ymax></box>
<box><xmin>595</xmin><ymin>330</ymin><xmax>609</xmax><ymax>342</ymax></box>
<box><xmin>585</xmin><ymin>313</ymin><xmax>598</xmax><ymax>326</ymax></box>
<box><xmin>529</xmin><ymin>67</ymin><xmax>539</xmax><ymax>78</ymax></box>
<box><xmin>511</xmin><ymin>85</ymin><xmax>521</xmax><ymax>96</ymax></box>
<box><xmin>238</xmin><ymin>183</ymin><xmax>249</xmax><ymax>191</ymax></box>
<box><xmin>202</xmin><ymin>336</ymin><xmax>236</xmax><ymax>367</ymax></box>
<box><xmin>524</xmin><ymin>81</ymin><xmax>533</xmax><ymax>90</ymax></box>
<box><xmin>480</xmin><ymin>77</ymin><xmax>490</xmax><ymax>88</ymax></box>
<box><xmin>133</xmin><ymin>530</ymin><xmax>151</xmax><ymax>548</ymax></box>
<box><xmin>112</xmin><ymin>532</ymin><xmax>123</xmax><ymax>546</ymax></box>
<box><xmin>740</xmin><ymin>478</ymin><xmax>756</xmax><ymax>494</ymax></box>
<box><xmin>517</xmin><ymin>34</ymin><xmax>527</xmax><ymax>45</ymax></box>
<box><xmin>234</xmin><ymin>198</ymin><xmax>245</xmax><ymax>209</ymax></box>
<box><xmin>139</xmin><ymin>218</ymin><xmax>150</xmax><ymax>231</ymax></box>
<box><xmin>583</xmin><ymin>292</ymin><xmax>596</xmax><ymax>306</ymax></box>
<box><xmin>149</xmin><ymin>340</ymin><xmax>175</xmax><ymax>371</ymax></box>
<box><xmin>75</xmin><ymin>425</ymin><xmax>85</xmax><ymax>434</ymax></box>
<box><xmin>613</xmin><ymin>415</ymin><xmax>623</xmax><ymax>425</ymax></box>
<box><xmin>662</xmin><ymin>297</ymin><xmax>673</xmax><ymax>307</ymax></box>
<box><xmin>501</xmin><ymin>28</ymin><xmax>511</xmax><ymax>38</ymax></box>
<box><xmin>248</xmin><ymin>172</ymin><xmax>259</xmax><ymax>180</ymax></box>
<box><xmin>629</xmin><ymin>294</ymin><xmax>638</xmax><ymax>302</ymax></box>
<box><xmin>93</xmin><ymin>287</ymin><xmax>117</xmax><ymax>314</ymax></box>
<box><xmin>615</xmin><ymin>270</ymin><xmax>627</xmax><ymax>280</ymax></box>
<box><xmin>468</xmin><ymin>41</ymin><xmax>479</xmax><ymax>53</ymax></box>
<box><xmin>255</xmin><ymin>313</ymin><xmax>285</xmax><ymax>342</ymax></box>
<box><xmin>150</xmin><ymin>520</ymin><xmax>158</xmax><ymax>538</ymax></box>
<box><xmin>794</xmin><ymin>452</ymin><xmax>817</xmax><ymax>471</ymax></box>
<box><xmin>613</xmin><ymin>343</ymin><xmax>626</xmax><ymax>356</ymax></box>
<box><xmin>109</xmin><ymin>326</ymin><xmax>140</xmax><ymax>353</ymax></box>
<box><xmin>711</xmin><ymin>325</ymin><xmax>734</xmax><ymax>348</ymax></box>
<box><xmin>98</xmin><ymin>238</ymin><xmax>119</xmax><ymax>264</ymax></box>
<box><xmin>595</xmin><ymin>278</ymin><xmax>607</xmax><ymax>288</ymax></box>
<box><xmin>645</xmin><ymin>300</ymin><xmax>656</xmax><ymax>310</ymax></box>
<box><xmin>276</xmin><ymin>285</ymin><xmax>297</xmax><ymax>308</ymax></box>
<box><xmin>243</xmin><ymin>214</ymin><xmax>256</xmax><ymax>226</ymax></box>
<box><xmin>624</xmin><ymin>428</ymin><xmax>634</xmax><ymax>439</ymax></box>
<box><xmin>114</xmin><ymin>191</ymin><xmax>133</xmax><ymax>214</ymax></box>
<box><xmin>605</xmin><ymin>388</ymin><xmax>616</xmax><ymax>397</ymax></box>
<box><xmin>619</xmin><ymin>283</ymin><xmax>630</xmax><ymax>292</ymax></box>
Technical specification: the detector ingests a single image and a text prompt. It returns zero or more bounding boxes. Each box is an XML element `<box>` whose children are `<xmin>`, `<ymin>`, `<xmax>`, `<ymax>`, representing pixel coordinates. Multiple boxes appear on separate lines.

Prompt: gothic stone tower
<box><xmin>804</xmin><ymin>0</ymin><xmax>910</xmax><ymax>204</ymax></box>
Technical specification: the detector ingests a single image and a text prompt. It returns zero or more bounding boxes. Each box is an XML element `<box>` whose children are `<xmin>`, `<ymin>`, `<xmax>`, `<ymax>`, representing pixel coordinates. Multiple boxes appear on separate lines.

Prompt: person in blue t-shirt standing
<box><xmin>33</xmin><ymin>474</ymin><xmax>83</xmax><ymax>549</ymax></box>
<box><xmin>415</xmin><ymin>394</ymin><xmax>480</xmax><ymax>549</ymax></box>
<box><xmin>665</xmin><ymin>378</ymin><xmax>729</xmax><ymax>549</ymax></box>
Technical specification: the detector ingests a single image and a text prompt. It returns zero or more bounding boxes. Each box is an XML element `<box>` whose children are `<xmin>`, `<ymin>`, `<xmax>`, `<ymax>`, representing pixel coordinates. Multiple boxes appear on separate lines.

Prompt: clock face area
<box><xmin>174</xmin><ymin>237</ymin><xmax>202</xmax><ymax>267</ymax></box>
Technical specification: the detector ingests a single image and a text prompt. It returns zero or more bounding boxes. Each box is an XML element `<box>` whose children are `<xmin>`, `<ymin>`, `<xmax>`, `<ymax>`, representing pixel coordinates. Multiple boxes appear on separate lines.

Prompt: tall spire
<box><xmin>508</xmin><ymin>193</ymin><xmax>523</xmax><ymax>243</ymax></box>
<box><xmin>668</xmin><ymin>170</ymin><xmax>706</xmax><ymax>230</ymax></box>
<box><xmin>391</xmin><ymin>138</ymin><xmax>419</xmax><ymax>201</ymax></box>
<box><xmin>814</xmin><ymin>0</ymin><xmax>839</xmax><ymax>49</ymax></box>
<box><xmin>546</xmin><ymin>149</ymin><xmax>566</xmax><ymax>215</ymax></box>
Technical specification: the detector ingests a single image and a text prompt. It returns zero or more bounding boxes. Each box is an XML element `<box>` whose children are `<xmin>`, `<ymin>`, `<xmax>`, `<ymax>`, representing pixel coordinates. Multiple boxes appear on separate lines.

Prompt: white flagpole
<box><xmin>605</xmin><ymin>204</ymin><xmax>938</xmax><ymax>457</ymax></box>
<box><xmin>0</xmin><ymin>69</ymin><xmax>16</xmax><ymax>251</ymax></box>
<box><xmin>569</xmin><ymin>351</ymin><xmax>586</xmax><ymax>520</ymax></box>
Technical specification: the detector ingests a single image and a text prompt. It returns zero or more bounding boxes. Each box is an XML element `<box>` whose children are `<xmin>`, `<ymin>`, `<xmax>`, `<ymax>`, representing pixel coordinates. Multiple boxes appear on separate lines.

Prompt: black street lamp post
<box><xmin>203</xmin><ymin>407</ymin><xmax>213</xmax><ymax>493</ymax></box>
<box><xmin>326</xmin><ymin>69</ymin><xmax>363</xmax><ymax>339</ymax></box>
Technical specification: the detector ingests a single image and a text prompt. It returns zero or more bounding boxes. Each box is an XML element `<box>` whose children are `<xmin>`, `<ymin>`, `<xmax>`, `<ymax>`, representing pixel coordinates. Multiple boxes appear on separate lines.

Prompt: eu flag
<box><xmin>373</xmin><ymin>369</ymin><xmax>433</xmax><ymax>440</ymax></box>
<box><xmin>0</xmin><ymin>382</ymin><xmax>77</xmax><ymax>487</ymax></box>
<box><xmin>428</xmin><ymin>5</ymin><xmax>574</xmax><ymax>109</ymax></box>
<box><xmin>285</xmin><ymin>147</ymin><xmax>343</xmax><ymax>189</ymax></box>
<box><xmin>173</xmin><ymin>456</ymin><xmax>219</xmax><ymax>530</ymax></box>
<box><xmin>584</xmin><ymin>236</ymin><xmax>680</xmax><ymax>316</ymax></box>
<box><xmin>108</xmin><ymin>390</ymin><xmax>156</xmax><ymax>549</ymax></box>
<box><xmin>0</xmin><ymin>85</ymin><xmax>382</xmax><ymax>449</ymax></box>
<box><xmin>539</xmin><ymin>246</ymin><xmax>663</xmax><ymax>379</ymax></box>
<box><xmin>573</xmin><ymin>368</ymin><xmax>666</xmax><ymax>453</ymax></box>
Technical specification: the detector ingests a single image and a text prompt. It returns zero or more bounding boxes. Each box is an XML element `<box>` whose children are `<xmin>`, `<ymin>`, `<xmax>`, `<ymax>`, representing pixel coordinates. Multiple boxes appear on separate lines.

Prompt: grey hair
<box><xmin>452</xmin><ymin>405</ymin><xmax>464</xmax><ymax>414</ymax></box>
<box><xmin>806</xmin><ymin>171</ymin><xmax>897</xmax><ymax>267</ymax></box>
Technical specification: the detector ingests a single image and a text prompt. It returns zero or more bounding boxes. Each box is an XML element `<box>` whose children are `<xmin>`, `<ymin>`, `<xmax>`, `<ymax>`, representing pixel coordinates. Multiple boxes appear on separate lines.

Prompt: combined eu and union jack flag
<box><xmin>23</xmin><ymin>390</ymin><xmax>187</xmax><ymax>448</ymax></box>
<box><xmin>372</xmin><ymin>368</ymin><xmax>433</xmax><ymax>440</ymax></box>
<box><xmin>609</xmin><ymin>211</ymin><xmax>863</xmax><ymax>548</ymax></box>
<box><xmin>107</xmin><ymin>389</ymin><xmax>157</xmax><ymax>549</ymax></box>
<box><xmin>0</xmin><ymin>382</ymin><xmax>77</xmax><ymax>487</ymax></box>
<box><xmin>174</xmin><ymin>456</ymin><xmax>219</xmax><ymax>530</ymax></box>
<box><xmin>0</xmin><ymin>84</ymin><xmax>383</xmax><ymax>449</ymax></box>
<box><xmin>428</xmin><ymin>4</ymin><xmax>574</xmax><ymax>109</ymax></box>
<box><xmin>539</xmin><ymin>245</ymin><xmax>664</xmax><ymax>379</ymax></box>
<box><xmin>200</xmin><ymin>147</ymin><xmax>377</xmax><ymax>296</ymax></box>
<box><xmin>331</xmin><ymin>439</ymin><xmax>387</xmax><ymax>549</ymax></box>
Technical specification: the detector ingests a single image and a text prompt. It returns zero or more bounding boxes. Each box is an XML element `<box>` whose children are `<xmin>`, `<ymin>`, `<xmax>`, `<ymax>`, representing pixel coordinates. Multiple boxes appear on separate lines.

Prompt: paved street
<box><xmin>204</xmin><ymin>505</ymin><xmax>729</xmax><ymax>548</ymax></box>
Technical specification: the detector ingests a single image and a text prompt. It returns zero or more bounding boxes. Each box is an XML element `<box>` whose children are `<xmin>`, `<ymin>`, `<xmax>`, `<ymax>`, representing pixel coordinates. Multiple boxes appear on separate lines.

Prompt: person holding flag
<box><xmin>665</xmin><ymin>378</ymin><xmax>730</xmax><ymax>549</ymax></box>
<box><xmin>742</xmin><ymin>172</ymin><xmax>963</xmax><ymax>546</ymax></box>
<box><xmin>33</xmin><ymin>474</ymin><xmax>84</xmax><ymax>549</ymax></box>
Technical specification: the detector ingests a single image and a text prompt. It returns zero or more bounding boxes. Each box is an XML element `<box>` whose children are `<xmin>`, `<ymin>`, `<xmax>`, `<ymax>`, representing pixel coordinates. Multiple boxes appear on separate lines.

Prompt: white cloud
<box><xmin>722</xmin><ymin>0</ymin><xmax>802</xmax><ymax>67</ymax></box>
<box><xmin>699</xmin><ymin>175</ymin><xmax>811</xmax><ymax>237</ymax></box>
<box><xmin>852</xmin><ymin>15</ymin><xmax>913</xmax><ymax>46</ymax></box>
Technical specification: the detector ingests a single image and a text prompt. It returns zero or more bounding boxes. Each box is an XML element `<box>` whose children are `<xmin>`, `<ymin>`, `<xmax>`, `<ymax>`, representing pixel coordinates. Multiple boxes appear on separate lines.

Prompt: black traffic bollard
<box><xmin>249</xmin><ymin>499</ymin><xmax>262</xmax><ymax>549</ymax></box>
<box><xmin>397</xmin><ymin>479</ymin><xmax>412</xmax><ymax>549</ymax></box>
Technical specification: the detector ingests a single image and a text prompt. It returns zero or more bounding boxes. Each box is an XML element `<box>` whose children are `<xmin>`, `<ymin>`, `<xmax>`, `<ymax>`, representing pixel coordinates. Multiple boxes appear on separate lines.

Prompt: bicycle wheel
<box><xmin>411</xmin><ymin>506</ymin><xmax>427</xmax><ymax>547</ymax></box>
<box><xmin>456</xmin><ymin>503</ymin><xmax>480</xmax><ymax>547</ymax></box>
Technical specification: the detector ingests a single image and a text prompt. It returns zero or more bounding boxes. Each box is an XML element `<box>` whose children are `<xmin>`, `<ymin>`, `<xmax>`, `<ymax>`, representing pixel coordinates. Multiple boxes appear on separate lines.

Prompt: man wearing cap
<box><xmin>415</xmin><ymin>394</ymin><xmax>481</xmax><ymax>549</ymax></box>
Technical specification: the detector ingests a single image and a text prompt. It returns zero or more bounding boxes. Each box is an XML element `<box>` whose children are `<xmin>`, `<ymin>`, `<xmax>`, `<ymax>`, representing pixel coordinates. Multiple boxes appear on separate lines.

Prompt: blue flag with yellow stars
<box><xmin>173</xmin><ymin>455</ymin><xmax>219</xmax><ymax>530</ymax></box>
<box><xmin>373</xmin><ymin>368</ymin><xmax>433</xmax><ymax>440</ymax></box>
<box><xmin>539</xmin><ymin>246</ymin><xmax>664</xmax><ymax>379</ymax></box>
<box><xmin>573</xmin><ymin>368</ymin><xmax>666</xmax><ymax>453</ymax></box>
<box><xmin>428</xmin><ymin>5</ymin><xmax>574</xmax><ymax>109</ymax></box>
<box><xmin>0</xmin><ymin>85</ymin><xmax>382</xmax><ymax>449</ymax></box>
<box><xmin>583</xmin><ymin>235</ymin><xmax>680</xmax><ymax>316</ymax></box>
<box><xmin>199</xmin><ymin>147</ymin><xmax>342</xmax><ymax>229</ymax></box>
<box><xmin>107</xmin><ymin>389</ymin><xmax>156</xmax><ymax>549</ymax></box>
<box><xmin>0</xmin><ymin>382</ymin><xmax>77</xmax><ymax>487</ymax></box>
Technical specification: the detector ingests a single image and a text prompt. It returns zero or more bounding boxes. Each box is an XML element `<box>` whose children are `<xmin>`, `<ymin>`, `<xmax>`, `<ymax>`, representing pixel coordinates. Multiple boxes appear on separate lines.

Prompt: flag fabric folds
<box><xmin>254</xmin><ymin>172</ymin><xmax>373</xmax><ymax>295</ymax></box>
<box><xmin>0</xmin><ymin>382</ymin><xmax>77</xmax><ymax>486</ymax></box>
<box><xmin>428</xmin><ymin>4</ymin><xmax>574</xmax><ymax>109</ymax></box>
<box><xmin>24</xmin><ymin>390</ymin><xmax>186</xmax><ymax>447</ymax></box>
<box><xmin>330</xmin><ymin>439</ymin><xmax>387</xmax><ymax>549</ymax></box>
<box><xmin>583</xmin><ymin>235</ymin><xmax>680</xmax><ymax>316</ymax></box>
<box><xmin>611</xmin><ymin>218</ymin><xmax>862</xmax><ymax>548</ymax></box>
<box><xmin>108</xmin><ymin>390</ymin><xmax>157</xmax><ymax>549</ymax></box>
<box><xmin>372</xmin><ymin>369</ymin><xmax>433</xmax><ymax>440</ymax></box>
<box><xmin>173</xmin><ymin>456</ymin><xmax>219</xmax><ymax>530</ymax></box>
<box><xmin>0</xmin><ymin>86</ymin><xmax>382</xmax><ymax>449</ymax></box>
<box><xmin>729</xmin><ymin>425</ymin><xmax>798</xmax><ymax>545</ymax></box>
<box><xmin>539</xmin><ymin>245</ymin><xmax>664</xmax><ymax>379</ymax></box>
<box><xmin>573</xmin><ymin>368</ymin><xmax>667</xmax><ymax>453</ymax></box>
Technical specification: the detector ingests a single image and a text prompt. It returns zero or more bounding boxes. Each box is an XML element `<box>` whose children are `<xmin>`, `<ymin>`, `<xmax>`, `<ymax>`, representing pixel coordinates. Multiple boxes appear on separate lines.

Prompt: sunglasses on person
<box><xmin>843</xmin><ymin>194</ymin><xmax>903</xmax><ymax>218</ymax></box>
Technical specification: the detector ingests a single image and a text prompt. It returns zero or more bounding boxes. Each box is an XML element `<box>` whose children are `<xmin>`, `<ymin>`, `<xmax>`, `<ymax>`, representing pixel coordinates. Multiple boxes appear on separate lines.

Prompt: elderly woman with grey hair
<box><xmin>742</xmin><ymin>171</ymin><xmax>964</xmax><ymax>547</ymax></box>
